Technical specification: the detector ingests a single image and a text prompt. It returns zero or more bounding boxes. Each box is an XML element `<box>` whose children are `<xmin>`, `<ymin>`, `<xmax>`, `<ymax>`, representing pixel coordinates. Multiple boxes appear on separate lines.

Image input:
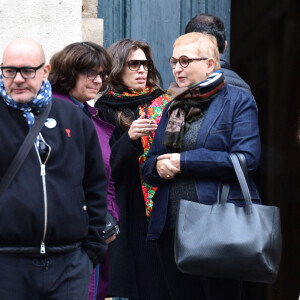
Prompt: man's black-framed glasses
<box><xmin>1</xmin><ymin>63</ymin><xmax>45</xmax><ymax>79</ymax></box>
<box><xmin>85</xmin><ymin>70</ymin><xmax>107</xmax><ymax>81</ymax></box>
<box><xmin>169</xmin><ymin>56</ymin><xmax>208</xmax><ymax>69</ymax></box>
<box><xmin>127</xmin><ymin>59</ymin><xmax>153</xmax><ymax>71</ymax></box>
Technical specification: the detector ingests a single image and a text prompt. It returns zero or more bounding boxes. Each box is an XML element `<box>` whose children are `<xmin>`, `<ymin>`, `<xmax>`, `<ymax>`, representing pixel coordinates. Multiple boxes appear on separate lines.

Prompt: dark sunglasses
<box><xmin>127</xmin><ymin>59</ymin><xmax>153</xmax><ymax>71</ymax></box>
<box><xmin>85</xmin><ymin>70</ymin><xmax>107</xmax><ymax>81</ymax></box>
<box><xmin>1</xmin><ymin>63</ymin><xmax>45</xmax><ymax>79</ymax></box>
<box><xmin>169</xmin><ymin>56</ymin><xmax>208</xmax><ymax>69</ymax></box>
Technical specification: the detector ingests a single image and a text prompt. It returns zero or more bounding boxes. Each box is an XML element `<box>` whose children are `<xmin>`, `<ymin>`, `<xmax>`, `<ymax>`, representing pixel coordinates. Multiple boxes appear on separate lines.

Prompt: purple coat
<box><xmin>88</xmin><ymin>104</ymin><xmax>120</xmax><ymax>221</ymax></box>
<box><xmin>52</xmin><ymin>93</ymin><xmax>119</xmax><ymax>300</ymax></box>
<box><xmin>52</xmin><ymin>93</ymin><xmax>119</xmax><ymax>221</ymax></box>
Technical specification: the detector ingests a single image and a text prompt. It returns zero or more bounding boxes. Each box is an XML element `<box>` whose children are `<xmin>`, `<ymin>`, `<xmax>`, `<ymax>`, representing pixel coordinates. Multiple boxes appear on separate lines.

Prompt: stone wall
<box><xmin>0</xmin><ymin>0</ymin><xmax>82</xmax><ymax>62</ymax></box>
<box><xmin>82</xmin><ymin>0</ymin><xmax>103</xmax><ymax>45</ymax></box>
<box><xmin>0</xmin><ymin>0</ymin><xmax>103</xmax><ymax>62</ymax></box>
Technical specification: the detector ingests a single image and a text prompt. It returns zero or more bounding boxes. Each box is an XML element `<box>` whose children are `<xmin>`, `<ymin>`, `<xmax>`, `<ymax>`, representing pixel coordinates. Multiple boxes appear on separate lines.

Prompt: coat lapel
<box><xmin>196</xmin><ymin>84</ymin><xmax>229</xmax><ymax>147</ymax></box>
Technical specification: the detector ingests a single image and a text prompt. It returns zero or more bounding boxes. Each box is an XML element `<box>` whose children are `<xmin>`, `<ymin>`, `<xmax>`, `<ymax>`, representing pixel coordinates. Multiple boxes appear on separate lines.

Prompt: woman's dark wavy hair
<box><xmin>49</xmin><ymin>41</ymin><xmax>112</xmax><ymax>95</ymax></box>
<box><xmin>107</xmin><ymin>38</ymin><xmax>161</xmax><ymax>92</ymax></box>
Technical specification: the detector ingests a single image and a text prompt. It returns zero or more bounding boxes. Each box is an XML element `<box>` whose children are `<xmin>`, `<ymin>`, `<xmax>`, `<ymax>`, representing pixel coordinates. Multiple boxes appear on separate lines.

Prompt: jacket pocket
<box><xmin>206</xmin><ymin>123</ymin><xmax>233</xmax><ymax>149</ymax></box>
<box><xmin>210</xmin><ymin>123</ymin><xmax>232</xmax><ymax>134</ymax></box>
<box><xmin>46</xmin><ymin>186</ymin><xmax>89</xmax><ymax>243</ymax></box>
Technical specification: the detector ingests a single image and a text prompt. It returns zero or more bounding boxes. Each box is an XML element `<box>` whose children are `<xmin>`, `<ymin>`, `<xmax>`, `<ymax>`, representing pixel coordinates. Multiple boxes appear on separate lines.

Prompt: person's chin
<box><xmin>87</xmin><ymin>92</ymin><xmax>98</xmax><ymax>101</ymax></box>
<box><xmin>133</xmin><ymin>84</ymin><xmax>146</xmax><ymax>91</ymax></box>
<box><xmin>12</xmin><ymin>92</ymin><xmax>34</xmax><ymax>103</ymax></box>
<box><xmin>177</xmin><ymin>81</ymin><xmax>188</xmax><ymax>88</ymax></box>
<box><xmin>176</xmin><ymin>78</ymin><xmax>188</xmax><ymax>88</ymax></box>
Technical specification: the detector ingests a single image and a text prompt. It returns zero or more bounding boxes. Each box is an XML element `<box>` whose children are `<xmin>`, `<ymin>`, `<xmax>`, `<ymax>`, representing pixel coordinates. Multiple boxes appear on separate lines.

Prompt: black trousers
<box><xmin>0</xmin><ymin>248</ymin><xmax>93</xmax><ymax>300</ymax></box>
<box><xmin>157</xmin><ymin>229</ymin><xmax>242</xmax><ymax>300</ymax></box>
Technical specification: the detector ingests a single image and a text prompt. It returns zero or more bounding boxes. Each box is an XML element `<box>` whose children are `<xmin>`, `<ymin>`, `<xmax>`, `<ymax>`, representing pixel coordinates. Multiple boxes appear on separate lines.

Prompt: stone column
<box><xmin>82</xmin><ymin>0</ymin><xmax>103</xmax><ymax>45</ymax></box>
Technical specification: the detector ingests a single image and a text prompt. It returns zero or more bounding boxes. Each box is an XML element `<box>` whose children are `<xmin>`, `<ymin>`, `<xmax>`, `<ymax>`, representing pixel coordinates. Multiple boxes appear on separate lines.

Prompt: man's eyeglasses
<box><xmin>85</xmin><ymin>70</ymin><xmax>107</xmax><ymax>81</ymax></box>
<box><xmin>168</xmin><ymin>56</ymin><xmax>208</xmax><ymax>69</ymax></box>
<box><xmin>1</xmin><ymin>63</ymin><xmax>45</xmax><ymax>79</ymax></box>
<box><xmin>127</xmin><ymin>60</ymin><xmax>153</xmax><ymax>71</ymax></box>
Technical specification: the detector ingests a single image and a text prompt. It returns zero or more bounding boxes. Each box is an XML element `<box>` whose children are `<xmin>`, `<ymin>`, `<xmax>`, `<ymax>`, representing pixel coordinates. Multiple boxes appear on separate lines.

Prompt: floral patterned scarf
<box><xmin>137</xmin><ymin>89</ymin><xmax>171</xmax><ymax>219</ymax></box>
<box><xmin>107</xmin><ymin>86</ymin><xmax>171</xmax><ymax>218</ymax></box>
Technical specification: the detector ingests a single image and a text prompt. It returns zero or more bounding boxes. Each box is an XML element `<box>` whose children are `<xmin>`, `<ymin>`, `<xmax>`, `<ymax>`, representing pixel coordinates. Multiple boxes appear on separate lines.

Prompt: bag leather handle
<box><xmin>219</xmin><ymin>153</ymin><xmax>253</xmax><ymax>214</ymax></box>
<box><xmin>235</xmin><ymin>152</ymin><xmax>250</xmax><ymax>185</ymax></box>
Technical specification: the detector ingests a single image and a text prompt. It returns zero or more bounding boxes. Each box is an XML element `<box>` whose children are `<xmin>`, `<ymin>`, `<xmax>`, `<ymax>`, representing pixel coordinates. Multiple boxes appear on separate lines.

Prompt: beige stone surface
<box><xmin>0</xmin><ymin>0</ymin><xmax>82</xmax><ymax>62</ymax></box>
<box><xmin>82</xmin><ymin>0</ymin><xmax>98</xmax><ymax>18</ymax></box>
<box><xmin>0</xmin><ymin>0</ymin><xmax>104</xmax><ymax>62</ymax></box>
<box><xmin>82</xmin><ymin>18</ymin><xmax>103</xmax><ymax>46</ymax></box>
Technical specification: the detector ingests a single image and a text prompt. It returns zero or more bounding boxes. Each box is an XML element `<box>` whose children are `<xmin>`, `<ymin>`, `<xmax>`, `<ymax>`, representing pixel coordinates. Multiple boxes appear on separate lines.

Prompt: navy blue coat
<box><xmin>140</xmin><ymin>84</ymin><xmax>261</xmax><ymax>240</ymax></box>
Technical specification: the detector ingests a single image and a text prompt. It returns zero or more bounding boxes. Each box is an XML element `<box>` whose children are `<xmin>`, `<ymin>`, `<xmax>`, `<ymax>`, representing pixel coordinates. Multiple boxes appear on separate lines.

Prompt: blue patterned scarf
<box><xmin>0</xmin><ymin>75</ymin><xmax>52</xmax><ymax>129</ymax></box>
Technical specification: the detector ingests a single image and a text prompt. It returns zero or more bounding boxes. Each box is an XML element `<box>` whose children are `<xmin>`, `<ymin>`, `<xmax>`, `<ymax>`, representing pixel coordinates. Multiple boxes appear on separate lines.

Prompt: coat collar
<box><xmin>52</xmin><ymin>92</ymin><xmax>114</xmax><ymax>131</ymax></box>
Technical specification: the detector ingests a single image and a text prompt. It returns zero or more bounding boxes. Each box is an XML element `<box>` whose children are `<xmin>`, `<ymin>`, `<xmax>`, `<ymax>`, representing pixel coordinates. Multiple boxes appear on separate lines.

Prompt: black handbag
<box><xmin>174</xmin><ymin>152</ymin><xmax>282</xmax><ymax>284</ymax></box>
<box><xmin>102</xmin><ymin>212</ymin><xmax>119</xmax><ymax>239</ymax></box>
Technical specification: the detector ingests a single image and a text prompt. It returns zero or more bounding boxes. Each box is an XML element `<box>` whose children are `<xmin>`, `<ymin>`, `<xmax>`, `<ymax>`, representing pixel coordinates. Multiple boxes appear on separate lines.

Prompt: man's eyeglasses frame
<box><xmin>1</xmin><ymin>63</ymin><xmax>45</xmax><ymax>79</ymax></box>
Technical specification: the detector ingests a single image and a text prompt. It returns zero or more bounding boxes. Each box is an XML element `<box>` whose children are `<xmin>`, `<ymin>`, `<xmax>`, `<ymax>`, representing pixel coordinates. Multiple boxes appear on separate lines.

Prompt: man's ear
<box><xmin>223</xmin><ymin>40</ymin><xmax>227</xmax><ymax>53</ymax></box>
<box><xmin>43</xmin><ymin>63</ymin><xmax>51</xmax><ymax>81</ymax></box>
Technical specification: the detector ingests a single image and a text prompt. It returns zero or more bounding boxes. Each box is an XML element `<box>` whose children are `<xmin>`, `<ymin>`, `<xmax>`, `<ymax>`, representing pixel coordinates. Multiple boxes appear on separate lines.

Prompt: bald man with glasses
<box><xmin>0</xmin><ymin>38</ymin><xmax>108</xmax><ymax>299</ymax></box>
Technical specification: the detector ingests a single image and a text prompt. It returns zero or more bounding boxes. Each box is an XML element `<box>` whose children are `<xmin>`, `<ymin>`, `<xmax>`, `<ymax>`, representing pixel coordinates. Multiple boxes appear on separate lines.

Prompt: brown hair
<box><xmin>107</xmin><ymin>38</ymin><xmax>160</xmax><ymax>92</ymax></box>
<box><xmin>49</xmin><ymin>42</ymin><xmax>111</xmax><ymax>95</ymax></box>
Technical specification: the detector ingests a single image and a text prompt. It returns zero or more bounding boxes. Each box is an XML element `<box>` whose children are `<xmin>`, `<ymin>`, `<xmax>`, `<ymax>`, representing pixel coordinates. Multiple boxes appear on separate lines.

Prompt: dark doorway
<box><xmin>231</xmin><ymin>0</ymin><xmax>300</xmax><ymax>299</ymax></box>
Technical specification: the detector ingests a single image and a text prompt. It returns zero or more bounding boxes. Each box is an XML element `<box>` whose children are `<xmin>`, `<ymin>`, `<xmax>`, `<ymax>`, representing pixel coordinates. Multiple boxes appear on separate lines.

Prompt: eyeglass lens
<box><xmin>169</xmin><ymin>56</ymin><xmax>190</xmax><ymax>68</ymax></box>
<box><xmin>127</xmin><ymin>60</ymin><xmax>152</xmax><ymax>71</ymax></box>
<box><xmin>86</xmin><ymin>70</ymin><xmax>106</xmax><ymax>80</ymax></box>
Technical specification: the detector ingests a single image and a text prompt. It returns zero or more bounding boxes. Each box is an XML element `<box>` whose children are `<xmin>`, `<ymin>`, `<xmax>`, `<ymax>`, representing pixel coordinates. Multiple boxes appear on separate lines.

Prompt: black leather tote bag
<box><xmin>174</xmin><ymin>153</ymin><xmax>281</xmax><ymax>283</ymax></box>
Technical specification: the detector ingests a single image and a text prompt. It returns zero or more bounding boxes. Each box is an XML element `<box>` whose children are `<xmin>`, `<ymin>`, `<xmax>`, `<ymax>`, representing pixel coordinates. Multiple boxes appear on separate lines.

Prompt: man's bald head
<box><xmin>3</xmin><ymin>38</ymin><xmax>46</xmax><ymax>64</ymax></box>
<box><xmin>1</xmin><ymin>38</ymin><xmax>50</xmax><ymax>103</ymax></box>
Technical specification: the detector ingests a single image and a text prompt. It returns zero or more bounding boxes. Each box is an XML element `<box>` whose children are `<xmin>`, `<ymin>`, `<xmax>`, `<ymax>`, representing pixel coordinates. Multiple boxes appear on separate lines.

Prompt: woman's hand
<box><xmin>156</xmin><ymin>153</ymin><xmax>181</xmax><ymax>179</ymax></box>
<box><xmin>128</xmin><ymin>112</ymin><xmax>158</xmax><ymax>141</ymax></box>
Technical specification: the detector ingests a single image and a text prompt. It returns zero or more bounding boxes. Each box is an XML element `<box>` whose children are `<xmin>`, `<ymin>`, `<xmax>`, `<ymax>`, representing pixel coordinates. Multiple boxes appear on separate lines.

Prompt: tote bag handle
<box><xmin>219</xmin><ymin>153</ymin><xmax>253</xmax><ymax>214</ymax></box>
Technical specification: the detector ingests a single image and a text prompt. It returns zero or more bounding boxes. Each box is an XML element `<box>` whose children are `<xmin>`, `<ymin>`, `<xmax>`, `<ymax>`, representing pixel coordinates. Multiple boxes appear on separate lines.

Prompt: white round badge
<box><xmin>44</xmin><ymin>118</ymin><xmax>57</xmax><ymax>129</ymax></box>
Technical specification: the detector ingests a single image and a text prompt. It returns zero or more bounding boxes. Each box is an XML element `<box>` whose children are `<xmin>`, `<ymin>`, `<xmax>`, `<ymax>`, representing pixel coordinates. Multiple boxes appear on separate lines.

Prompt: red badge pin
<box><xmin>65</xmin><ymin>129</ymin><xmax>71</xmax><ymax>137</ymax></box>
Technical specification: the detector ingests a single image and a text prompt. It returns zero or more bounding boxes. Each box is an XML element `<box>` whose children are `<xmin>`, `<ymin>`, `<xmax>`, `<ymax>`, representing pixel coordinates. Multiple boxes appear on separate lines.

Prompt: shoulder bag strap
<box><xmin>219</xmin><ymin>153</ymin><xmax>253</xmax><ymax>214</ymax></box>
<box><xmin>0</xmin><ymin>101</ymin><xmax>52</xmax><ymax>197</ymax></box>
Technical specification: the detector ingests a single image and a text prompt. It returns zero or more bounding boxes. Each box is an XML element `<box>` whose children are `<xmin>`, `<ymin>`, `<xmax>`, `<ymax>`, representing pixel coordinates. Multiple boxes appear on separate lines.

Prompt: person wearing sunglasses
<box><xmin>141</xmin><ymin>32</ymin><xmax>261</xmax><ymax>300</ymax></box>
<box><xmin>95</xmin><ymin>39</ymin><xmax>171</xmax><ymax>300</ymax></box>
<box><xmin>48</xmin><ymin>42</ymin><xmax>120</xmax><ymax>300</ymax></box>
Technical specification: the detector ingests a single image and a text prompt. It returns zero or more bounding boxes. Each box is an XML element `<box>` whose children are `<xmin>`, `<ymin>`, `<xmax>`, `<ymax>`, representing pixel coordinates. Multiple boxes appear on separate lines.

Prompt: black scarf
<box><xmin>96</xmin><ymin>87</ymin><xmax>163</xmax><ymax>127</ymax></box>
